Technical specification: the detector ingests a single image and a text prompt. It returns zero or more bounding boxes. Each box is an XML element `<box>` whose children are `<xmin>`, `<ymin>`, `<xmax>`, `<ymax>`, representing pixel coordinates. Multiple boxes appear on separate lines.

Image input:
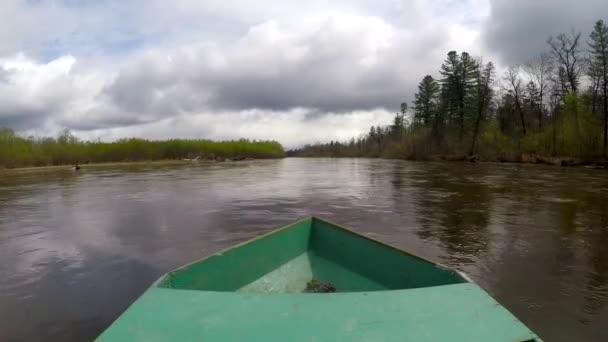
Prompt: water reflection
<box><xmin>1</xmin><ymin>159</ymin><xmax>607</xmax><ymax>341</ymax></box>
<box><xmin>407</xmin><ymin>163</ymin><xmax>493</xmax><ymax>260</ymax></box>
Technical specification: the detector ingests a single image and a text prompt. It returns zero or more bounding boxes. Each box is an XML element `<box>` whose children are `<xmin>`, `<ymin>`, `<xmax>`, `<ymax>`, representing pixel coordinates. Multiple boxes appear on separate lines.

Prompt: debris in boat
<box><xmin>306</xmin><ymin>279</ymin><xmax>336</xmax><ymax>293</ymax></box>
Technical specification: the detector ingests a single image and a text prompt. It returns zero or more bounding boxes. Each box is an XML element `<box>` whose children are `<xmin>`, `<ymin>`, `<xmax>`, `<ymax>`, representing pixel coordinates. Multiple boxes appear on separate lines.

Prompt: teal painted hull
<box><xmin>97</xmin><ymin>217</ymin><xmax>542</xmax><ymax>341</ymax></box>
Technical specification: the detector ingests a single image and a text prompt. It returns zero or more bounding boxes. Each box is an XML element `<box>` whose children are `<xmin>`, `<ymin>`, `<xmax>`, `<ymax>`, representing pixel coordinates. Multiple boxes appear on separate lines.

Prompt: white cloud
<box><xmin>76</xmin><ymin>108</ymin><xmax>395</xmax><ymax>149</ymax></box>
<box><xmin>0</xmin><ymin>0</ymin><xmax>493</xmax><ymax>147</ymax></box>
<box><xmin>0</xmin><ymin>54</ymin><xmax>105</xmax><ymax>129</ymax></box>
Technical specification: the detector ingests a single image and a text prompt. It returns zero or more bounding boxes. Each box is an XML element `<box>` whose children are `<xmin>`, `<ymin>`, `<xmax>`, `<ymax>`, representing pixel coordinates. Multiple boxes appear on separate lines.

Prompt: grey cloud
<box><xmin>0</xmin><ymin>111</ymin><xmax>48</xmax><ymax>131</ymax></box>
<box><xmin>482</xmin><ymin>0</ymin><xmax>608</xmax><ymax>65</ymax></box>
<box><xmin>0</xmin><ymin>1</ymin><xmax>479</xmax><ymax>141</ymax></box>
<box><xmin>57</xmin><ymin>112</ymin><xmax>151</xmax><ymax>131</ymax></box>
<box><xmin>0</xmin><ymin>91</ymin><xmax>50</xmax><ymax>131</ymax></box>
<box><xmin>103</xmin><ymin>18</ymin><xmax>450</xmax><ymax>118</ymax></box>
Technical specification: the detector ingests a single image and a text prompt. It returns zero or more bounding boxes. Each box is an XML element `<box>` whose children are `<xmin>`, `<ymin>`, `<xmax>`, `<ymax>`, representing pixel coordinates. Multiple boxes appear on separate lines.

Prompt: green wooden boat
<box><xmin>97</xmin><ymin>217</ymin><xmax>542</xmax><ymax>341</ymax></box>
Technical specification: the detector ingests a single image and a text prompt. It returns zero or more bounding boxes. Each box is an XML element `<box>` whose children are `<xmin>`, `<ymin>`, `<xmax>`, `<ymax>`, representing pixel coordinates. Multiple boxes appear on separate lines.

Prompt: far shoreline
<box><xmin>289</xmin><ymin>154</ymin><xmax>608</xmax><ymax>169</ymax></box>
<box><xmin>0</xmin><ymin>157</ymin><xmax>272</xmax><ymax>174</ymax></box>
<box><xmin>2</xmin><ymin>155</ymin><xmax>606</xmax><ymax>174</ymax></box>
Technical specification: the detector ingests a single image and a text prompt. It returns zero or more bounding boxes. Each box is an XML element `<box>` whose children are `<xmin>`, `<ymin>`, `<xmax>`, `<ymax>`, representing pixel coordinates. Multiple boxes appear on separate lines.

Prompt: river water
<box><xmin>0</xmin><ymin>158</ymin><xmax>606</xmax><ymax>341</ymax></box>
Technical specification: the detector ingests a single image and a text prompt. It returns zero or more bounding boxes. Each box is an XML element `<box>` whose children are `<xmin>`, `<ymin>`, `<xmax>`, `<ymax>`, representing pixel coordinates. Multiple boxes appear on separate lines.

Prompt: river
<box><xmin>0</xmin><ymin>158</ymin><xmax>606</xmax><ymax>341</ymax></box>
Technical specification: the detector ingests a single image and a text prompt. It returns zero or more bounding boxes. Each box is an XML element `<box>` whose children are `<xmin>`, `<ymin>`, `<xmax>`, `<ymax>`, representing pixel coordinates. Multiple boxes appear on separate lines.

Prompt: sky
<box><xmin>0</xmin><ymin>0</ymin><xmax>606</xmax><ymax>148</ymax></box>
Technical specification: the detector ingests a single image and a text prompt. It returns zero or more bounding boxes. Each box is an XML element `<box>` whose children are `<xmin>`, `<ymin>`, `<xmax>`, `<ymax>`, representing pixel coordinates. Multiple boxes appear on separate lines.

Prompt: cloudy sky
<box><xmin>0</xmin><ymin>0</ymin><xmax>606</xmax><ymax>148</ymax></box>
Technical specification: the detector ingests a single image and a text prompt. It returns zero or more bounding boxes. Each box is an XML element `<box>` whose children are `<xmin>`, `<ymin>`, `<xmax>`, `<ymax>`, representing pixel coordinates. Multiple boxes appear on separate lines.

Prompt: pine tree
<box><xmin>440</xmin><ymin>51</ymin><xmax>461</xmax><ymax>127</ymax></box>
<box><xmin>413</xmin><ymin>75</ymin><xmax>439</xmax><ymax>126</ymax></box>
<box><xmin>440</xmin><ymin>51</ymin><xmax>479</xmax><ymax>141</ymax></box>
<box><xmin>589</xmin><ymin>20</ymin><xmax>608</xmax><ymax>156</ymax></box>
<box><xmin>391</xmin><ymin>112</ymin><xmax>405</xmax><ymax>138</ymax></box>
<box><xmin>470</xmin><ymin>62</ymin><xmax>495</xmax><ymax>154</ymax></box>
<box><xmin>525</xmin><ymin>81</ymin><xmax>541</xmax><ymax>130</ymax></box>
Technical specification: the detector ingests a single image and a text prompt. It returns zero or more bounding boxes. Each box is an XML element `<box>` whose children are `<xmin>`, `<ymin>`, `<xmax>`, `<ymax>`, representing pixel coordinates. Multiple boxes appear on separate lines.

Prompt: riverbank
<box><xmin>425</xmin><ymin>153</ymin><xmax>608</xmax><ymax>168</ymax></box>
<box><xmin>0</xmin><ymin>128</ymin><xmax>285</xmax><ymax>169</ymax></box>
<box><xmin>0</xmin><ymin>157</ymin><xmax>264</xmax><ymax>174</ymax></box>
<box><xmin>291</xmin><ymin>154</ymin><xmax>608</xmax><ymax>169</ymax></box>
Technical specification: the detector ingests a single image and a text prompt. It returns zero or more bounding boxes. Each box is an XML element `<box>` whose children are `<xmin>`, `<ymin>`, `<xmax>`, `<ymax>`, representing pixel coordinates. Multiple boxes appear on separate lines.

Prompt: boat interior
<box><xmin>158</xmin><ymin>217</ymin><xmax>467</xmax><ymax>293</ymax></box>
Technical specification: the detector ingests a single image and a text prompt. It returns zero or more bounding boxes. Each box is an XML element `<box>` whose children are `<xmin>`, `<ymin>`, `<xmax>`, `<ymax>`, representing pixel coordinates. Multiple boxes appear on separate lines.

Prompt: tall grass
<box><xmin>0</xmin><ymin>128</ymin><xmax>284</xmax><ymax>169</ymax></box>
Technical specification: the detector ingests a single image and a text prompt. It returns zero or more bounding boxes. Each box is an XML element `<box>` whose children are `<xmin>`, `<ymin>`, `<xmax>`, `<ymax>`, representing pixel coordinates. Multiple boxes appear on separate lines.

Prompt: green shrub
<box><xmin>0</xmin><ymin>128</ymin><xmax>284</xmax><ymax>168</ymax></box>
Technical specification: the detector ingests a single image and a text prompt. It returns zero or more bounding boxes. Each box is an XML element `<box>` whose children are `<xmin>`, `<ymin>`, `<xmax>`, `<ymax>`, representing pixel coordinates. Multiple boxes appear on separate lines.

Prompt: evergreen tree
<box><xmin>589</xmin><ymin>19</ymin><xmax>608</xmax><ymax>156</ymax></box>
<box><xmin>391</xmin><ymin>112</ymin><xmax>406</xmax><ymax>138</ymax></box>
<box><xmin>413</xmin><ymin>75</ymin><xmax>440</xmax><ymax>127</ymax></box>
<box><xmin>440</xmin><ymin>51</ymin><xmax>479</xmax><ymax>141</ymax></box>
<box><xmin>470</xmin><ymin>62</ymin><xmax>495</xmax><ymax>154</ymax></box>
<box><xmin>440</xmin><ymin>51</ymin><xmax>461</xmax><ymax>127</ymax></box>
<box><xmin>525</xmin><ymin>80</ymin><xmax>542</xmax><ymax>130</ymax></box>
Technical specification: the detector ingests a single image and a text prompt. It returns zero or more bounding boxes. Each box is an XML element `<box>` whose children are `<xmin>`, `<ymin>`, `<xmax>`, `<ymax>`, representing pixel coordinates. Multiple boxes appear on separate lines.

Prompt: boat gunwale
<box><xmin>311</xmin><ymin>216</ymin><xmax>460</xmax><ymax>277</ymax></box>
<box><xmin>99</xmin><ymin>217</ymin><xmax>542</xmax><ymax>341</ymax></box>
<box><xmin>157</xmin><ymin>216</ymin><xmax>468</xmax><ymax>289</ymax></box>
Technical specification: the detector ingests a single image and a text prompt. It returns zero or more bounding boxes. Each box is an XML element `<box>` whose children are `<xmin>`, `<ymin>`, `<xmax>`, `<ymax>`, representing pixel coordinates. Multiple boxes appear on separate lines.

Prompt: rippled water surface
<box><xmin>1</xmin><ymin>158</ymin><xmax>607</xmax><ymax>341</ymax></box>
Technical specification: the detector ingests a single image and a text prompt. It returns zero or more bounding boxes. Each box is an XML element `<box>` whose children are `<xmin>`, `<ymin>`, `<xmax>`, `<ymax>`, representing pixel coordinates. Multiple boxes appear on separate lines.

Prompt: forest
<box><xmin>0</xmin><ymin>127</ymin><xmax>284</xmax><ymax>169</ymax></box>
<box><xmin>289</xmin><ymin>20</ymin><xmax>608</xmax><ymax>165</ymax></box>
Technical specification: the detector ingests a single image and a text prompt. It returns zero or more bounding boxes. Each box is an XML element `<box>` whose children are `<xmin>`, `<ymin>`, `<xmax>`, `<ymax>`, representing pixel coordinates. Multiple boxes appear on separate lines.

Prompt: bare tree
<box><xmin>547</xmin><ymin>31</ymin><xmax>582</xmax><ymax>94</ymax></box>
<box><xmin>504</xmin><ymin>65</ymin><xmax>527</xmax><ymax>135</ymax></box>
<box><xmin>524</xmin><ymin>52</ymin><xmax>552</xmax><ymax>129</ymax></box>
<box><xmin>586</xmin><ymin>56</ymin><xmax>603</xmax><ymax>115</ymax></box>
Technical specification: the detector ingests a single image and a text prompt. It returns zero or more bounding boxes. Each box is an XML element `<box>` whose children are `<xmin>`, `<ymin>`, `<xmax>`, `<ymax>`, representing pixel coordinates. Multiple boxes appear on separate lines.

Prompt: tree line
<box><xmin>0</xmin><ymin>127</ymin><xmax>284</xmax><ymax>169</ymax></box>
<box><xmin>289</xmin><ymin>20</ymin><xmax>608</xmax><ymax>163</ymax></box>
